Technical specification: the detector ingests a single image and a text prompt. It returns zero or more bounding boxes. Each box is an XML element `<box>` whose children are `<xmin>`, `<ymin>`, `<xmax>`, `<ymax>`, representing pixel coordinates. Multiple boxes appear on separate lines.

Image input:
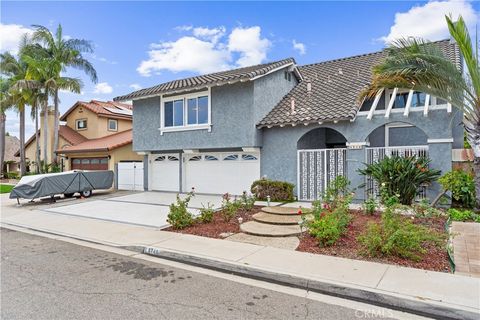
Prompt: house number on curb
<box><xmin>144</xmin><ymin>247</ymin><xmax>161</xmax><ymax>256</ymax></box>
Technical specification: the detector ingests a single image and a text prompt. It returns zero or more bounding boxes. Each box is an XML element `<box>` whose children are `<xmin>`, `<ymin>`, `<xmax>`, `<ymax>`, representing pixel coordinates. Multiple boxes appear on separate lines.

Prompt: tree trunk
<box><xmin>19</xmin><ymin>107</ymin><xmax>26</xmax><ymax>176</ymax></box>
<box><xmin>52</xmin><ymin>88</ymin><xmax>59</xmax><ymax>165</ymax></box>
<box><xmin>35</xmin><ymin>105</ymin><xmax>41</xmax><ymax>174</ymax></box>
<box><xmin>43</xmin><ymin>101</ymin><xmax>48</xmax><ymax>168</ymax></box>
<box><xmin>0</xmin><ymin>112</ymin><xmax>5</xmax><ymax>178</ymax></box>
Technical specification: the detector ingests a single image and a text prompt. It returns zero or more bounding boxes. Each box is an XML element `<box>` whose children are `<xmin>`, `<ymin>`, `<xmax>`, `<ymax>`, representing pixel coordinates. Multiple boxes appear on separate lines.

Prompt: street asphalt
<box><xmin>0</xmin><ymin>228</ymin><xmax>402</xmax><ymax>320</ymax></box>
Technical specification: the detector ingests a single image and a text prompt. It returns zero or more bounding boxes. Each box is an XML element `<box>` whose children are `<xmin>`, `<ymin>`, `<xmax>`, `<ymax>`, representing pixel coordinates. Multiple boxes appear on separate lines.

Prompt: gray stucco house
<box><xmin>114</xmin><ymin>39</ymin><xmax>463</xmax><ymax>202</ymax></box>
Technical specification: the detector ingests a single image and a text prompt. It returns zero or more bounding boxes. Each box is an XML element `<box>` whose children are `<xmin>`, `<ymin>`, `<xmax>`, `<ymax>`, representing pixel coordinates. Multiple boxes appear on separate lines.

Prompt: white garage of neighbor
<box><xmin>148</xmin><ymin>152</ymin><xmax>260</xmax><ymax>195</ymax></box>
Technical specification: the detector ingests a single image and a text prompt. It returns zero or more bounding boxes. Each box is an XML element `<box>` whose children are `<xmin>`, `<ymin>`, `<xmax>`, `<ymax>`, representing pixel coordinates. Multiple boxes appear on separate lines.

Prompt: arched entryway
<box><xmin>297</xmin><ymin>128</ymin><xmax>348</xmax><ymax>201</ymax></box>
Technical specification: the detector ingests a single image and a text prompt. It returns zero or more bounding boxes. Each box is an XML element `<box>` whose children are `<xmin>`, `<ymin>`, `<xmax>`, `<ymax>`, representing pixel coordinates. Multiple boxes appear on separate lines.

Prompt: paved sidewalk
<box><xmin>1</xmin><ymin>194</ymin><xmax>479</xmax><ymax>319</ymax></box>
<box><xmin>451</xmin><ymin>222</ymin><xmax>480</xmax><ymax>277</ymax></box>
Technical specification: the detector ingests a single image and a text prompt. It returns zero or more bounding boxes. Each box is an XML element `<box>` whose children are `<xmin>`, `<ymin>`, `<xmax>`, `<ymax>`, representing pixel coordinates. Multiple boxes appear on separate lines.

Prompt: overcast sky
<box><xmin>1</xmin><ymin>0</ymin><xmax>479</xmax><ymax>139</ymax></box>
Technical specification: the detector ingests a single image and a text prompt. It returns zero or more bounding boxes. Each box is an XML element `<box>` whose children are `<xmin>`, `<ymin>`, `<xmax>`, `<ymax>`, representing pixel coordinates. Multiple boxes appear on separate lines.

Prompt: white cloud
<box><xmin>228</xmin><ymin>26</ymin><xmax>271</xmax><ymax>67</ymax></box>
<box><xmin>381</xmin><ymin>0</ymin><xmax>478</xmax><ymax>43</ymax></box>
<box><xmin>137</xmin><ymin>25</ymin><xmax>271</xmax><ymax>76</ymax></box>
<box><xmin>93</xmin><ymin>82</ymin><xmax>113</xmax><ymax>94</ymax></box>
<box><xmin>292</xmin><ymin>40</ymin><xmax>306</xmax><ymax>55</ymax></box>
<box><xmin>0</xmin><ymin>23</ymin><xmax>33</xmax><ymax>54</ymax></box>
<box><xmin>129</xmin><ymin>83</ymin><xmax>142</xmax><ymax>90</ymax></box>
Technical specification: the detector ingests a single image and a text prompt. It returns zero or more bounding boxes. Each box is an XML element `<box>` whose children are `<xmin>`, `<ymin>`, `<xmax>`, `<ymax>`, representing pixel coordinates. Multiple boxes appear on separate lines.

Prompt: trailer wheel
<box><xmin>81</xmin><ymin>190</ymin><xmax>92</xmax><ymax>198</ymax></box>
<box><xmin>64</xmin><ymin>193</ymin><xmax>75</xmax><ymax>198</ymax></box>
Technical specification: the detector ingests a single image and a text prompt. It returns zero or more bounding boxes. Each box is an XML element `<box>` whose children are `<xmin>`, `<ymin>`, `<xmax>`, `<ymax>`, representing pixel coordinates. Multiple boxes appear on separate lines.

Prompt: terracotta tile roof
<box><xmin>5</xmin><ymin>135</ymin><xmax>20</xmax><ymax>162</ymax></box>
<box><xmin>58</xmin><ymin>125</ymin><xmax>88</xmax><ymax>145</ymax></box>
<box><xmin>58</xmin><ymin>129</ymin><xmax>132</xmax><ymax>154</ymax></box>
<box><xmin>60</xmin><ymin>100</ymin><xmax>133</xmax><ymax>121</ymax></box>
<box><xmin>114</xmin><ymin>58</ymin><xmax>299</xmax><ymax>101</ymax></box>
<box><xmin>257</xmin><ymin>39</ymin><xmax>461</xmax><ymax>128</ymax></box>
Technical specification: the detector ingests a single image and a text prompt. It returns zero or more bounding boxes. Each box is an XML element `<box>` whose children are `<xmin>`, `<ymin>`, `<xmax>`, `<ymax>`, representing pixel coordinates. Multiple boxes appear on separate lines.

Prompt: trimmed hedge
<box><xmin>250</xmin><ymin>179</ymin><xmax>295</xmax><ymax>202</ymax></box>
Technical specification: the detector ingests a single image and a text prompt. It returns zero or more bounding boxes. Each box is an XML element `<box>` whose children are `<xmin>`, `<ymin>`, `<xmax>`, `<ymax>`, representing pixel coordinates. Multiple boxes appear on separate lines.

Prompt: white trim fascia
<box><xmin>158</xmin><ymin>124</ymin><xmax>211</xmax><ymax>134</ymax></box>
<box><xmin>250</xmin><ymin>63</ymin><xmax>294</xmax><ymax>81</ymax></box>
<box><xmin>384</xmin><ymin>87</ymin><xmax>397</xmax><ymax>118</ymax></box>
<box><xmin>356</xmin><ymin>105</ymin><xmax>448</xmax><ymax>117</ymax></box>
<box><xmin>423</xmin><ymin>94</ymin><xmax>430</xmax><ymax>117</ymax></box>
<box><xmin>447</xmin><ymin>102</ymin><xmax>452</xmax><ymax>113</ymax></box>
<box><xmin>367</xmin><ymin>89</ymin><xmax>384</xmax><ymax>120</ymax></box>
<box><xmin>427</xmin><ymin>138</ymin><xmax>454</xmax><ymax>143</ymax></box>
<box><xmin>183</xmin><ymin>149</ymin><xmax>199</xmax><ymax>154</ymax></box>
<box><xmin>403</xmin><ymin>89</ymin><xmax>414</xmax><ymax>117</ymax></box>
<box><xmin>136</xmin><ymin>151</ymin><xmax>148</xmax><ymax>156</ymax></box>
<box><xmin>159</xmin><ymin>94</ymin><xmax>164</xmax><ymax>135</ymax></box>
<box><xmin>346</xmin><ymin>142</ymin><xmax>369</xmax><ymax>149</ymax></box>
<box><xmin>242</xmin><ymin>147</ymin><xmax>260</xmax><ymax>152</ymax></box>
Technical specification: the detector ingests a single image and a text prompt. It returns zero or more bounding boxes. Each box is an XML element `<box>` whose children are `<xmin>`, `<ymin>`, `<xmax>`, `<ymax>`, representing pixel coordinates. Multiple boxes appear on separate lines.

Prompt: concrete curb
<box><xmin>141</xmin><ymin>246</ymin><xmax>479</xmax><ymax>320</ymax></box>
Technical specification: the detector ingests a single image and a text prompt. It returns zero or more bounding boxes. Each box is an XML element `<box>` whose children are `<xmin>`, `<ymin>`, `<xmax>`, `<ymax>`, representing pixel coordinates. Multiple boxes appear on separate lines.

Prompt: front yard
<box><xmin>0</xmin><ymin>184</ymin><xmax>14</xmax><ymax>194</ymax></box>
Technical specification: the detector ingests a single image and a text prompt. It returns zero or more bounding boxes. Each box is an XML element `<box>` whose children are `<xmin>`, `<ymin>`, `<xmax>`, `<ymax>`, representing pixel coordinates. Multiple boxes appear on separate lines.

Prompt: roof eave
<box><xmin>257</xmin><ymin>116</ymin><xmax>353</xmax><ymax>129</ymax></box>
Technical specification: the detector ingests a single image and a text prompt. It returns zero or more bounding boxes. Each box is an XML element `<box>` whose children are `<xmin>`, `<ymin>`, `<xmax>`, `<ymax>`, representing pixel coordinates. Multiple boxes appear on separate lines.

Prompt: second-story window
<box><xmin>162</xmin><ymin>92</ymin><xmax>210</xmax><ymax>131</ymax></box>
<box><xmin>391</xmin><ymin>91</ymin><xmax>427</xmax><ymax>109</ymax></box>
<box><xmin>108</xmin><ymin>119</ymin><xmax>118</xmax><ymax>131</ymax></box>
<box><xmin>76</xmin><ymin>119</ymin><xmax>87</xmax><ymax>130</ymax></box>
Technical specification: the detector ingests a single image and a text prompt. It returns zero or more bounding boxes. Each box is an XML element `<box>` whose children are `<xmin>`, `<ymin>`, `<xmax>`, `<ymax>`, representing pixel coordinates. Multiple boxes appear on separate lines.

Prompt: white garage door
<box><xmin>150</xmin><ymin>154</ymin><xmax>180</xmax><ymax>192</ymax></box>
<box><xmin>117</xmin><ymin>162</ymin><xmax>144</xmax><ymax>191</ymax></box>
<box><xmin>184</xmin><ymin>152</ymin><xmax>260</xmax><ymax>195</ymax></box>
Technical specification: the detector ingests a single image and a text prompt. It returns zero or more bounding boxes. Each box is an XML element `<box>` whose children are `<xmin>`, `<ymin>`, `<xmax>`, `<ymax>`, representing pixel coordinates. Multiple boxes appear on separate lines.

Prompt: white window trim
<box><xmin>75</xmin><ymin>119</ymin><xmax>87</xmax><ymax>130</ymax></box>
<box><xmin>159</xmin><ymin>88</ymin><xmax>212</xmax><ymax>135</ymax></box>
<box><xmin>108</xmin><ymin>119</ymin><xmax>118</xmax><ymax>131</ymax></box>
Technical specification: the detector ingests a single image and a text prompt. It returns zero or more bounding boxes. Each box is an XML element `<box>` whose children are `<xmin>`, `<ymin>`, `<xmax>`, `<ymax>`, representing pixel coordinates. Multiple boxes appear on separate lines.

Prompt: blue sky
<box><xmin>1</xmin><ymin>0</ymin><xmax>479</xmax><ymax>138</ymax></box>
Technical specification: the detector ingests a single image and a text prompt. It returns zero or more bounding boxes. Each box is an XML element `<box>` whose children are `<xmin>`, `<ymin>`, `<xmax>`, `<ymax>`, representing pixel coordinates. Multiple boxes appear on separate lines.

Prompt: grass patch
<box><xmin>0</xmin><ymin>184</ymin><xmax>14</xmax><ymax>193</ymax></box>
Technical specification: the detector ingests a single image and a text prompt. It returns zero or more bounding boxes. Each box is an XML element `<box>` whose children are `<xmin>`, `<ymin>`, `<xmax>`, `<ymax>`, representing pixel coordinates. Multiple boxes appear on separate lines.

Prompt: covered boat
<box><xmin>9</xmin><ymin>170</ymin><xmax>114</xmax><ymax>201</ymax></box>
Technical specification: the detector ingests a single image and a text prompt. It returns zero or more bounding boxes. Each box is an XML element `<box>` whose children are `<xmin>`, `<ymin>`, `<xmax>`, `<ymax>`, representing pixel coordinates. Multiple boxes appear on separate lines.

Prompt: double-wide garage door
<box><xmin>72</xmin><ymin>158</ymin><xmax>108</xmax><ymax>170</ymax></box>
<box><xmin>150</xmin><ymin>152</ymin><xmax>260</xmax><ymax>195</ymax></box>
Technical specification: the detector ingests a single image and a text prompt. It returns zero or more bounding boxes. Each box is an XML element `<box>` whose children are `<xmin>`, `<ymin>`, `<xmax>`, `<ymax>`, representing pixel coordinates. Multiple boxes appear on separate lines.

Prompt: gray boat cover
<box><xmin>9</xmin><ymin>170</ymin><xmax>114</xmax><ymax>199</ymax></box>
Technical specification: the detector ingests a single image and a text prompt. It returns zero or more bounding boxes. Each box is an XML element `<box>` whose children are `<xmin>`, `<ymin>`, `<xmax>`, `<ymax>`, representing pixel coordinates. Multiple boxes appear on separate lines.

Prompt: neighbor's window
<box><xmin>76</xmin><ymin>119</ymin><xmax>87</xmax><ymax>130</ymax></box>
<box><xmin>163</xmin><ymin>93</ymin><xmax>209</xmax><ymax>128</ymax></box>
<box><xmin>108</xmin><ymin>119</ymin><xmax>118</xmax><ymax>131</ymax></box>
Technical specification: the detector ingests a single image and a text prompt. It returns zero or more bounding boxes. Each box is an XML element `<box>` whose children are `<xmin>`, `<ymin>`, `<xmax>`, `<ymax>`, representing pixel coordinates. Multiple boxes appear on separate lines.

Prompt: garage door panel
<box><xmin>150</xmin><ymin>154</ymin><xmax>180</xmax><ymax>192</ymax></box>
<box><xmin>71</xmin><ymin>157</ymin><xmax>108</xmax><ymax>170</ymax></box>
<box><xmin>185</xmin><ymin>153</ymin><xmax>260</xmax><ymax>195</ymax></box>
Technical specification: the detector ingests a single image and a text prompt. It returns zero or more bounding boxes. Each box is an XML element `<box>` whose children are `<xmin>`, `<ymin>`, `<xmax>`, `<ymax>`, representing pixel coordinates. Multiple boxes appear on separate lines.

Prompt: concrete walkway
<box><xmin>1</xmin><ymin>194</ymin><xmax>479</xmax><ymax>319</ymax></box>
<box><xmin>451</xmin><ymin>222</ymin><xmax>480</xmax><ymax>277</ymax></box>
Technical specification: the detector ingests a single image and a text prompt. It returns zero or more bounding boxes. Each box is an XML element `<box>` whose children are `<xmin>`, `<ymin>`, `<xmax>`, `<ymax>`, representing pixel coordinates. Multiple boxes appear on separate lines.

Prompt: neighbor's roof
<box><xmin>5</xmin><ymin>135</ymin><xmax>20</xmax><ymax>162</ymax></box>
<box><xmin>257</xmin><ymin>39</ymin><xmax>461</xmax><ymax>128</ymax></box>
<box><xmin>58</xmin><ymin>125</ymin><xmax>89</xmax><ymax>145</ymax></box>
<box><xmin>58</xmin><ymin>129</ymin><xmax>132</xmax><ymax>154</ymax></box>
<box><xmin>113</xmin><ymin>58</ymin><xmax>300</xmax><ymax>101</ymax></box>
<box><xmin>60</xmin><ymin>100</ymin><xmax>133</xmax><ymax>121</ymax></box>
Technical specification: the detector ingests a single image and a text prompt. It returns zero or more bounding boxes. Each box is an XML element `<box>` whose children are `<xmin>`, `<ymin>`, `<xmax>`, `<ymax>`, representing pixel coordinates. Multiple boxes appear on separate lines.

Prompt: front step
<box><xmin>253</xmin><ymin>212</ymin><xmax>302</xmax><ymax>225</ymax></box>
<box><xmin>261</xmin><ymin>206</ymin><xmax>300</xmax><ymax>216</ymax></box>
<box><xmin>240</xmin><ymin>221</ymin><xmax>303</xmax><ymax>237</ymax></box>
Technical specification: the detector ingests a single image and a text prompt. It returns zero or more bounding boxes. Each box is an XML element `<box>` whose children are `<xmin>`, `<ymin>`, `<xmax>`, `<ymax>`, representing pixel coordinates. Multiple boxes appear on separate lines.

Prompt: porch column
<box><xmin>427</xmin><ymin>139</ymin><xmax>453</xmax><ymax>200</ymax></box>
<box><xmin>346</xmin><ymin>142</ymin><xmax>367</xmax><ymax>203</ymax></box>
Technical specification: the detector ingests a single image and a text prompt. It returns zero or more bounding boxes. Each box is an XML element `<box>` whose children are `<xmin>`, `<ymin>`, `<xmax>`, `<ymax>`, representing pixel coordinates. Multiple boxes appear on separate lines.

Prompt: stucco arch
<box><xmin>363</xmin><ymin>121</ymin><xmax>428</xmax><ymax>147</ymax></box>
<box><xmin>297</xmin><ymin>127</ymin><xmax>347</xmax><ymax>150</ymax></box>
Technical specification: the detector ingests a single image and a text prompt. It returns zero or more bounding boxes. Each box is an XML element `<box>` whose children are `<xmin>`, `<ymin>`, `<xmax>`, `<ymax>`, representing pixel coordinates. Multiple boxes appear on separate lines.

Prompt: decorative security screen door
<box><xmin>297</xmin><ymin>148</ymin><xmax>347</xmax><ymax>201</ymax></box>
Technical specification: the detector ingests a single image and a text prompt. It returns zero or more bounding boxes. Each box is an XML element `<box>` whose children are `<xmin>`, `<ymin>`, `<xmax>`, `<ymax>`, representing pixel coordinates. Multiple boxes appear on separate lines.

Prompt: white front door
<box><xmin>184</xmin><ymin>152</ymin><xmax>260</xmax><ymax>195</ymax></box>
<box><xmin>150</xmin><ymin>154</ymin><xmax>180</xmax><ymax>192</ymax></box>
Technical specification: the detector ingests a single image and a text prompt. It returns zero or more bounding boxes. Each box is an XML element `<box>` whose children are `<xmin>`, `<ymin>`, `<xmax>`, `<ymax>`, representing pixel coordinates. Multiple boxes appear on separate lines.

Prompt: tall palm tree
<box><xmin>0</xmin><ymin>52</ymin><xmax>31</xmax><ymax>176</ymax></box>
<box><xmin>0</xmin><ymin>78</ymin><xmax>14</xmax><ymax>177</ymax></box>
<box><xmin>360</xmin><ymin>15</ymin><xmax>480</xmax><ymax>206</ymax></box>
<box><xmin>31</xmin><ymin>24</ymin><xmax>97</xmax><ymax>164</ymax></box>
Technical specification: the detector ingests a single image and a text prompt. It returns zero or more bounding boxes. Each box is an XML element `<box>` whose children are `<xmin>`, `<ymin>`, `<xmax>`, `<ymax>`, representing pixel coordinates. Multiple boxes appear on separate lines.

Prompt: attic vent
<box><xmin>290</xmin><ymin>97</ymin><xmax>296</xmax><ymax>114</ymax></box>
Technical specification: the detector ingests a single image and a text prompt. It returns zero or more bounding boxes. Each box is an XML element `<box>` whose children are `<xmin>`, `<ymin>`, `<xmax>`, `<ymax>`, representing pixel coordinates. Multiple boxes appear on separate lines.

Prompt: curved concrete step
<box><xmin>253</xmin><ymin>212</ymin><xmax>302</xmax><ymax>225</ymax></box>
<box><xmin>240</xmin><ymin>221</ymin><xmax>303</xmax><ymax>237</ymax></box>
<box><xmin>261</xmin><ymin>206</ymin><xmax>301</xmax><ymax>216</ymax></box>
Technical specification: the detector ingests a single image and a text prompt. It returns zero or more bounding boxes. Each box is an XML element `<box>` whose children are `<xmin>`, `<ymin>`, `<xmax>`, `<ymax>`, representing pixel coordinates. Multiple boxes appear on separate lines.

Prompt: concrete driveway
<box><xmin>42</xmin><ymin>192</ymin><xmax>224</xmax><ymax>228</ymax></box>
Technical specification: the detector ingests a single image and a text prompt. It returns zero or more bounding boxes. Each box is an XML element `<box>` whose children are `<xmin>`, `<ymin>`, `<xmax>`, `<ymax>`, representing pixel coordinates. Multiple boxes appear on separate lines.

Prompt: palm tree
<box><xmin>0</xmin><ymin>78</ymin><xmax>14</xmax><ymax>177</ymax></box>
<box><xmin>31</xmin><ymin>24</ymin><xmax>97</xmax><ymax>164</ymax></box>
<box><xmin>0</xmin><ymin>52</ymin><xmax>31</xmax><ymax>176</ymax></box>
<box><xmin>360</xmin><ymin>15</ymin><xmax>480</xmax><ymax>207</ymax></box>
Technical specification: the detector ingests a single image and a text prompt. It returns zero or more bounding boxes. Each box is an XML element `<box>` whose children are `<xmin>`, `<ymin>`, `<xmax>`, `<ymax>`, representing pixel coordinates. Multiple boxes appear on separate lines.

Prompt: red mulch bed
<box><xmin>164</xmin><ymin>206</ymin><xmax>261</xmax><ymax>238</ymax></box>
<box><xmin>297</xmin><ymin>209</ymin><xmax>450</xmax><ymax>272</ymax></box>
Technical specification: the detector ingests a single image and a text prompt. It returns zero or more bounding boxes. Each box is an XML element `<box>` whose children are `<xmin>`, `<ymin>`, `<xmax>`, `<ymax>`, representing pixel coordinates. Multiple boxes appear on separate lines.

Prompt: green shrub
<box><xmin>3</xmin><ymin>172</ymin><xmax>19</xmax><ymax>179</ymax></box>
<box><xmin>358</xmin><ymin>206</ymin><xmax>446</xmax><ymax>261</ymax></box>
<box><xmin>308</xmin><ymin>207</ymin><xmax>351</xmax><ymax>246</ymax></box>
<box><xmin>251</xmin><ymin>178</ymin><xmax>294</xmax><ymax>202</ymax></box>
<box><xmin>240</xmin><ymin>191</ymin><xmax>256</xmax><ymax>211</ymax></box>
<box><xmin>198</xmin><ymin>203</ymin><xmax>215</xmax><ymax>223</ymax></box>
<box><xmin>413</xmin><ymin>199</ymin><xmax>445</xmax><ymax>217</ymax></box>
<box><xmin>439</xmin><ymin>170</ymin><xmax>476</xmax><ymax>208</ymax></box>
<box><xmin>221</xmin><ymin>193</ymin><xmax>242</xmax><ymax>222</ymax></box>
<box><xmin>358</xmin><ymin>156</ymin><xmax>441</xmax><ymax>205</ymax></box>
<box><xmin>323</xmin><ymin>176</ymin><xmax>352</xmax><ymax>209</ymax></box>
<box><xmin>363</xmin><ymin>196</ymin><xmax>378</xmax><ymax>215</ymax></box>
<box><xmin>448</xmin><ymin>208</ymin><xmax>480</xmax><ymax>222</ymax></box>
<box><xmin>167</xmin><ymin>193</ymin><xmax>194</xmax><ymax>229</ymax></box>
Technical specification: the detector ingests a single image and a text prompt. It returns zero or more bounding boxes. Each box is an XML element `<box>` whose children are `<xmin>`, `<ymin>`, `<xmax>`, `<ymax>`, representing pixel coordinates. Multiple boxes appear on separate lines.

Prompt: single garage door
<box><xmin>72</xmin><ymin>157</ymin><xmax>108</xmax><ymax>170</ymax></box>
<box><xmin>150</xmin><ymin>154</ymin><xmax>180</xmax><ymax>191</ymax></box>
<box><xmin>184</xmin><ymin>152</ymin><xmax>260</xmax><ymax>195</ymax></box>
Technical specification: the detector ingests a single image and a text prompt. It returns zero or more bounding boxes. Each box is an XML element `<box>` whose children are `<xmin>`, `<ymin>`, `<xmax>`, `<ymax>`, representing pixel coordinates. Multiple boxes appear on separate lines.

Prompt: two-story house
<box><xmin>21</xmin><ymin>100</ymin><xmax>142</xmax><ymax>172</ymax></box>
<box><xmin>114</xmin><ymin>39</ymin><xmax>464</xmax><ymax>201</ymax></box>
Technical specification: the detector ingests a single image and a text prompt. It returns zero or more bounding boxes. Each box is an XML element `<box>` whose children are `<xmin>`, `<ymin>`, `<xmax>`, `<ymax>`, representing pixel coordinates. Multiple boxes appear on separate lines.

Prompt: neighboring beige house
<box><xmin>19</xmin><ymin>100</ymin><xmax>142</xmax><ymax>172</ymax></box>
